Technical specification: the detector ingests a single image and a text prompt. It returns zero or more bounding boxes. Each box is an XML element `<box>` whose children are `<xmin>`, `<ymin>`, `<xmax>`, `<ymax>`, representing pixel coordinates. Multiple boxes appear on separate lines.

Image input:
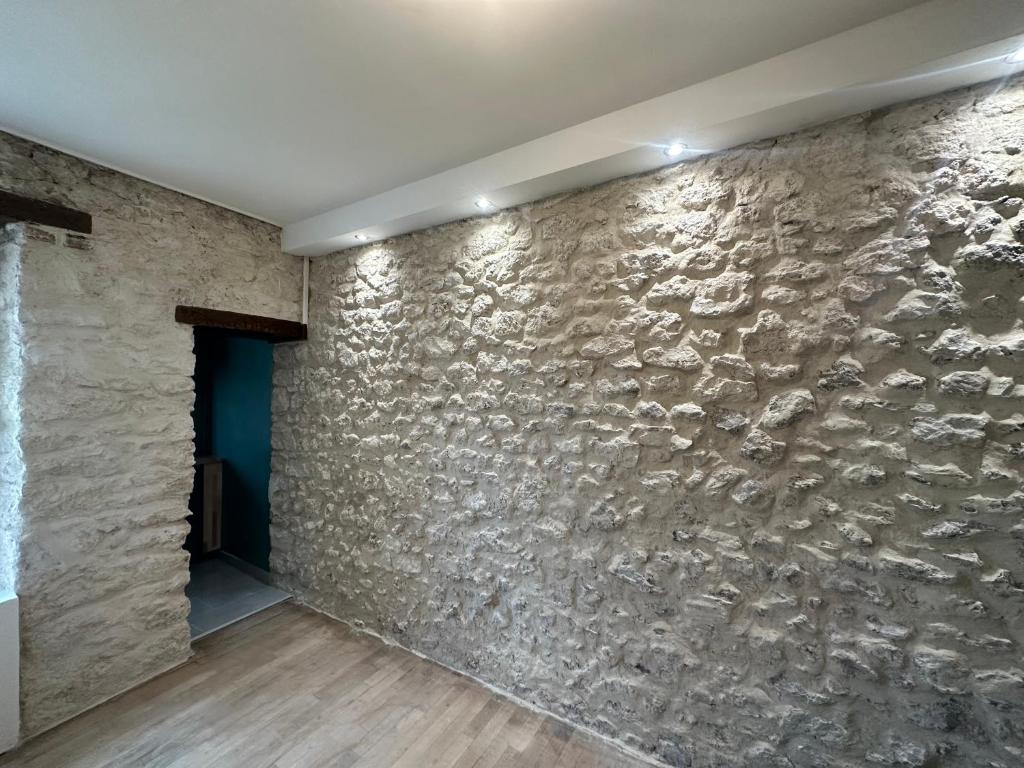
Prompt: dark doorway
<box><xmin>185</xmin><ymin>327</ymin><xmax>288</xmax><ymax>638</ymax></box>
<box><xmin>188</xmin><ymin>329</ymin><xmax>274</xmax><ymax>569</ymax></box>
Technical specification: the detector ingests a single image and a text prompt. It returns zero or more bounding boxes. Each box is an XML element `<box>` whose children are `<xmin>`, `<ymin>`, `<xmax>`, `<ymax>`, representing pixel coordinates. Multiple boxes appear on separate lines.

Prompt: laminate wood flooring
<box><xmin>0</xmin><ymin>602</ymin><xmax>655</xmax><ymax>768</ymax></box>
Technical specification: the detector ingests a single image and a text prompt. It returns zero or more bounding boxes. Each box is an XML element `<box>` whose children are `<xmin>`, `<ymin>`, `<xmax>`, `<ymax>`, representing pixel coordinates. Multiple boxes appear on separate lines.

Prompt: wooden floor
<box><xmin>0</xmin><ymin>602</ymin><xmax>653</xmax><ymax>768</ymax></box>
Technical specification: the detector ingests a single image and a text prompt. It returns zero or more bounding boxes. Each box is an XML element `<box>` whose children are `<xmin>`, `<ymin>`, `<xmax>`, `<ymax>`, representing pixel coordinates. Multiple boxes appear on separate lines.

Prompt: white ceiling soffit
<box><xmin>2</xmin><ymin>0</ymin><xmax>923</xmax><ymax>227</ymax></box>
<box><xmin>284</xmin><ymin>0</ymin><xmax>1024</xmax><ymax>257</ymax></box>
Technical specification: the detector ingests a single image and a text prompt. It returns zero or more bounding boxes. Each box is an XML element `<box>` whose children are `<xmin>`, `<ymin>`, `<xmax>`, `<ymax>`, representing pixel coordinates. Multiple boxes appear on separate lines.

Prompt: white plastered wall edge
<box><xmin>0</xmin><ymin>593</ymin><xmax>18</xmax><ymax>753</ymax></box>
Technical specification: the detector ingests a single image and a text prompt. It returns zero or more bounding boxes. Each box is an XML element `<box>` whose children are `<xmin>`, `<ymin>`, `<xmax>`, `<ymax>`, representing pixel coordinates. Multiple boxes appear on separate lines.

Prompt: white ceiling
<box><xmin>1</xmin><ymin>0</ymin><xmax>925</xmax><ymax>225</ymax></box>
<box><xmin>2</xmin><ymin>1</ymin><xmax>1024</xmax><ymax>257</ymax></box>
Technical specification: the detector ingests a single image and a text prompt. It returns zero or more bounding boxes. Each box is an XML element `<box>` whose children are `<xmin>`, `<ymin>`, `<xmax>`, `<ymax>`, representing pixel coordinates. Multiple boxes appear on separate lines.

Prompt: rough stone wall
<box><xmin>271</xmin><ymin>76</ymin><xmax>1024</xmax><ymax>768</ymax></box>
<box><xmin>0</xmin><ymin>131</ymin><xmax>303</xmax><ymax>737</ymax></box>
<box><xmin>0</xmin><ymin>227</ymin><xmax>23</xmax><ymax>597</ymax></box>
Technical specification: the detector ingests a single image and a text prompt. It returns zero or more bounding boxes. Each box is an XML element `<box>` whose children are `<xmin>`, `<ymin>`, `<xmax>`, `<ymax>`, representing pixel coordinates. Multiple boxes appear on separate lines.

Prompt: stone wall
<box><xmin>271</xmin><ymin>76</ymin><xmax>1024</xmax><ymax>767</ymax></box>
<box><xmin>0</xmin><ymin>132</ymin><xmax>303</xmax><ymax>737</ymax></box>
<box><xmin>0</xmin><ymin>227</ymin><xmax>23</xmax><ymax>598</ymax></box>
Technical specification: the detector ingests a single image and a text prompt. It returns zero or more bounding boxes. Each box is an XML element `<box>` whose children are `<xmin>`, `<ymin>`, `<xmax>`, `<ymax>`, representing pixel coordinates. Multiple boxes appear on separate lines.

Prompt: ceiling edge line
<box><xmin>0</xmin><ymin>124</ymin><xmax>284</xmax><ymax>230</ymax></box>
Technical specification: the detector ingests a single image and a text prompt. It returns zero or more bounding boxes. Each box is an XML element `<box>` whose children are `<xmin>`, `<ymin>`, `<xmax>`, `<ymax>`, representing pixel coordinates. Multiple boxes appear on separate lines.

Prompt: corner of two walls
<box><xmin>0</xmin><ymin>223</ymin><xmax>24</xmax><ymax>599</ymax></box>
<box><xmin>0</xmin><ymin>224</ymin><xmax>24</xmax><ymax>752</ymax></box>
<box><xmin>270</xmin><ymin>74</ymin><xmax>1024</xmax><ymax>768</ymax></box>
<box><xmin>0</xmin><ymin>132</ymin><xmax>303</xmax><ymax>740</ymax></box>
<box><xmin>3</xmin><ymin>72</ymin><xmax>1023</xmax><ymax>766</ymax></box>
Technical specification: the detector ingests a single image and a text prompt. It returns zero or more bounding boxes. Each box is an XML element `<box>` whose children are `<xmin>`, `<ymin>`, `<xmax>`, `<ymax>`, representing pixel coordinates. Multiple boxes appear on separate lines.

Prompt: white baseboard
<box><xmin>0</xmin><ymin>592</ymin><xmax>18</xmax><ymax>754</ymax></box>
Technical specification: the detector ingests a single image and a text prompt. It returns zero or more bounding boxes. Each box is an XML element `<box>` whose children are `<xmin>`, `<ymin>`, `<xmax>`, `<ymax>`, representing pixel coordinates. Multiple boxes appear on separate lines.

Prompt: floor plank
<box><xmin>0</xmin><ymin>603</ymin><xmax>654</xmax><ymax>768</ymax></box>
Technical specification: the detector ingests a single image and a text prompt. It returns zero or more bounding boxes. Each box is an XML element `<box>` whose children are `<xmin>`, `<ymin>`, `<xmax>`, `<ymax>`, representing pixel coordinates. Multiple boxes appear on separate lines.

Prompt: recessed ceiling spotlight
<box><xmin>475</xmin><ymin>197</ymin><xmax>493</xmax><ymax>210</ymax></box>
<box><xmin>354</xmin><ymin>233</ymin><xmax>368</xmax><ymax>241</ymax></box>
<box><xmin>664</xmin><ymin>142</ymin><xmax>686</xmax><ymax>158</ymax></box>
<box><xmin>1006</xmin><ymin>45</ymin><xmax>1024</xmax><ymax>64</ymax></box>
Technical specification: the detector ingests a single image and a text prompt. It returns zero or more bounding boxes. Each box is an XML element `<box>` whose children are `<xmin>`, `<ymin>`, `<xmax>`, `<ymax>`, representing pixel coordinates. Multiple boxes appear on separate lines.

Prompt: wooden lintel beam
<box><xmin>175</xmin><ymin>305</ymin><xmax>307</xmax><ymax>343</ymax></box>
<box><xmin>0</xmin><ymin>190</ymin><xmax>92</xmax><ymax>234</ymax></box>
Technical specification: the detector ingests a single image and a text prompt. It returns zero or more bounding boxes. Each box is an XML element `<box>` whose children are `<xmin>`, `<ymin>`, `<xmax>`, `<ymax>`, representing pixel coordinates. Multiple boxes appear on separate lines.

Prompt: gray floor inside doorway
<box><xmin>186</xmin><ymin>557</ymin><xmax>290</xmax><ymax>639</ymax></box>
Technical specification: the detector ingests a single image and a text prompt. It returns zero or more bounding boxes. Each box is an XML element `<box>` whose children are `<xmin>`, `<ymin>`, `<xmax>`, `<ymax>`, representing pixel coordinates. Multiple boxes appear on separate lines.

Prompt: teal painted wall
<box><xmin>192</xmin><ymin>330</ymin><xmax>274</xmax><ymax>570</ymax></box>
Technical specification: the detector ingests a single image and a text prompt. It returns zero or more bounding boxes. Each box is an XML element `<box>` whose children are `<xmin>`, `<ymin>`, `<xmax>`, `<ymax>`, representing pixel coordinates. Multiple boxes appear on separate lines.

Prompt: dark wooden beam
<box><xmin>175</xmin><ymin>305</ymin><xmax>307</xmax><ymax>343</ymax></box>
<box><xmin>0</xmin><ymin>190</ymin><xmax>92</xmax><ymax>234</ymax></box>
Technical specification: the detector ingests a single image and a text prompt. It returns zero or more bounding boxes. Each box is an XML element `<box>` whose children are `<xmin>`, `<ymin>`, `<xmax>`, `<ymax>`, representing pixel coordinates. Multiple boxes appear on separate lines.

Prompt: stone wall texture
<box><xmin>271</xmin><ymin>76</ymin><xmax>1024</xmax><ymax>768</ymax></box>
<box><xmin>0</xmin><ymin>132</ymin><xmax>302</xmax><ymax>737</ymax></box>
<box><xmin>0</xmin><ymin>227</ymin><xmax>23</xmax><ymax>597</ymax></box>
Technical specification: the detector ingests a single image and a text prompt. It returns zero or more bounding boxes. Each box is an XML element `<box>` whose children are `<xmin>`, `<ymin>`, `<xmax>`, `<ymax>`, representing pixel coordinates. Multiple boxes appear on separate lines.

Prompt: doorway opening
<box><xmin>184</xmin><ymin>327</ymin><xmax>289</xmax><ymax>639</ymax></box>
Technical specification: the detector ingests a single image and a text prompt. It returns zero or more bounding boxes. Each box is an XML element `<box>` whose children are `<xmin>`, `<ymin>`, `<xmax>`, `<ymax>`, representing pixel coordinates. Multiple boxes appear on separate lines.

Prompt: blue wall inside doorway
<box><xmin>192</xmin><ymin>329</ymin><xmax>274</xmax><ymax>571</ymax></box>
